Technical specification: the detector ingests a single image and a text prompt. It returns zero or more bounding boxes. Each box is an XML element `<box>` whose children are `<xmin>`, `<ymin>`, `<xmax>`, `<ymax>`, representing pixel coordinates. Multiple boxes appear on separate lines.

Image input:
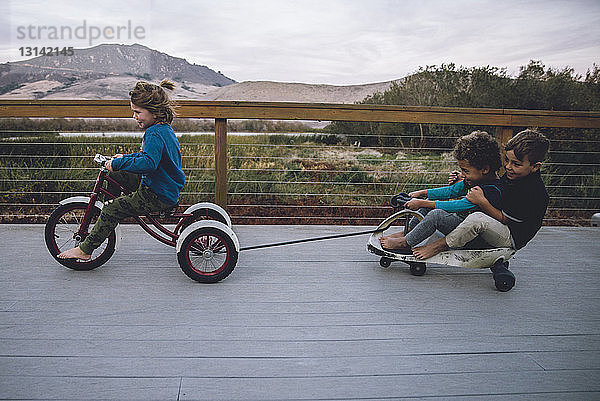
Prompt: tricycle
<box><xmin>45</xmin><ymin>154</ymin><xmax>239</xmax><ymax>283</ymax></box>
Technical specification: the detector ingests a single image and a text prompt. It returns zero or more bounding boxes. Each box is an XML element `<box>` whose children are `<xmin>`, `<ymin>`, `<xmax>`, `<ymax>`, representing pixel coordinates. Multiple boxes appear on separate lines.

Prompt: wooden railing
<box><xmin>2</xmin><ymin>100</ymin><xmax>600</xmax><ymax>208</ymax></box>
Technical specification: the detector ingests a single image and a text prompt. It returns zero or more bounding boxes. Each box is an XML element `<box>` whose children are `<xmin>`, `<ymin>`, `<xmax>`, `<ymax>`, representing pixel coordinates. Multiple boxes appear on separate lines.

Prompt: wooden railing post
<box><xmin>496</xmin><ymin>126</ymin><xmax>514</xmax><ymax>176</ymax></box>
<box><xmin>496</xmin><ymin>126</ymin><xmax>514</xmax><ymax>146</ymax></box>
<box><xmin>214</xmin><ymin>118</ymin><xmax>228</xmax><ymax>208</ymax></box>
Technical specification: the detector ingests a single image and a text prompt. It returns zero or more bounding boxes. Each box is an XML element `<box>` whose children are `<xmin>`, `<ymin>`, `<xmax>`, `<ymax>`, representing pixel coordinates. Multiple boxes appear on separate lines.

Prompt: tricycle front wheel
<box><xmin>45</xmin><ymin>202</ymin><xmax>116</xmax><ymax>270</ymax></box>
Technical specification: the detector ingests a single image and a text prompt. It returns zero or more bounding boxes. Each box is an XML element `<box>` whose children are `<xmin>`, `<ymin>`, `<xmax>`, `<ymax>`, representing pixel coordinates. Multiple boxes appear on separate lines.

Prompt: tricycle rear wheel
<box><xmin>178</xmin><ymin>207</ymin><xmax>231</xmax><ymax>234</ymax></box>
<box><xmin>177</xmin><ymin>226</ymin><xmax>238</xmax><ymax>283</ymax></box>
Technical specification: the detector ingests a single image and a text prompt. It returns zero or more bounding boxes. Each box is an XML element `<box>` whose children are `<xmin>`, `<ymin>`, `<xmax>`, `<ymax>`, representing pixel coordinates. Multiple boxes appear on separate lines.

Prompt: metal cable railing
<box><xmin>1</xmin><ymin>131</ymin><xmax>599</xmax><ymax>225</ymax></box>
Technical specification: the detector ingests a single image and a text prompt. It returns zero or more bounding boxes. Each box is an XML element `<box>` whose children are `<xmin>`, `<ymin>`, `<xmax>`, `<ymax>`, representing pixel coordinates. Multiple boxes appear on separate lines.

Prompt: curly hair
<box><xmin>452</xmin><ymin>130</ymin><xmax>502</xmax><ymax>172</ymax></box>
<box><xmin>129</xmin><ymin>79</ymin><xmax>177</xmax><ymax>124</ymax></box>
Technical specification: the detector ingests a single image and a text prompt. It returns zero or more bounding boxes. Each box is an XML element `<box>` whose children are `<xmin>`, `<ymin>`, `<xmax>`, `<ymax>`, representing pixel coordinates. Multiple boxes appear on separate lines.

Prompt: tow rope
<box><xmin>239</xmin><ymin>193</ymin><xmax>410</xmax><ymax>252</ymax></box>
<box><xmin>240</xmin><ymin>229</ymin><xmax>379</xmax><ymax>251</ymax></box>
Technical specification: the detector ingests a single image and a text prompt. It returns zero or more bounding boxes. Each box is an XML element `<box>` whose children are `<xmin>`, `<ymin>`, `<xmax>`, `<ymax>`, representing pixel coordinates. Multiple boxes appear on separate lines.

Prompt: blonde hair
<box><xmin>129</xmin><ymin>79</ymin><xmax>177</xmax><ymax>124</ymax></box>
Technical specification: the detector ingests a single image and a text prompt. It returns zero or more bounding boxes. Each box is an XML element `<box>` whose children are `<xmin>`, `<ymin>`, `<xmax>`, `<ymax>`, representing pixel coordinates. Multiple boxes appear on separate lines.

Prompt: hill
<box><xmin>0</xmin><ymin>43</ymin><xmax>235</xmax><ymax>99</ymax></box>
<box><xmin>201</xmin><ymin>80</ymin><xmax>396</xmax><ymax>103</ymax></box>
<box><xmin>0</xmin><ymin>43</ymin><xmax>398</xmax><ymax>103</ymax></box>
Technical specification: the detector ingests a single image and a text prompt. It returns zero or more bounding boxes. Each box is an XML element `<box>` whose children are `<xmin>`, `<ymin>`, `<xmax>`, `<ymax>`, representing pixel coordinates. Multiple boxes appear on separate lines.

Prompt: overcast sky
<box><xmin>1</xmin><ymin>0</ymin><xmax>599</xmax><ymax>85</ymax></box>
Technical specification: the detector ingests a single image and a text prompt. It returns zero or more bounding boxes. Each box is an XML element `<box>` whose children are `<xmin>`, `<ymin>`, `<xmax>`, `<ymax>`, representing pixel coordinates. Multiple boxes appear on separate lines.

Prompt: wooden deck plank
<box><xmin>177</xmin><ymin>371</ymin><xmax>600</xmax><ymax>400</ymax></box>
<box><xmin>2</xmin><ymin>337</ymin><xmax>599</xmax><ymax>360</ymax></box>
<box><xmin>1</xmin><ymin>318</ymin><xmax>597</xmax><ymax>340</ymax></box>
<box><xmin>178</xmin><ymin>372</ymin><xmax>599</xmax><ymax>400</ymax></box>
<box><xmin>0</xmin><ymin>377</ymin><xmax>181</xmax><ymax>401</ymax></box>
<box><xmin>0</xmin><ymin>224</ymin><xmax>598</xmax><ymax>400</ymax></box>
<box><xmin>0</xmin><ymin>353</ymin><xmax>542</xmax><ymax>378</ymax></box>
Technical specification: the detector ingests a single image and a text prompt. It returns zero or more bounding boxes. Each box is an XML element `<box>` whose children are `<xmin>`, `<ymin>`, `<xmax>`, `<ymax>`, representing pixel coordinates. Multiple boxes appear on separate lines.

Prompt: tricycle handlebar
<box><xmin>93</xmin><ymin>154</ymin><xmax>113</xmax><ymax>170</ymax></box>
<box><xmin>94</xmin><ymin>154</ymin><xmax>110</xmax><ymax>165</ymax></box>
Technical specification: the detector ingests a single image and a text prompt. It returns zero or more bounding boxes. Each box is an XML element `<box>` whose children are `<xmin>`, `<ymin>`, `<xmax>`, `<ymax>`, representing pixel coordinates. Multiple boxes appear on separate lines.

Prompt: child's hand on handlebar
<box><xmin>408</xmin><ymin>189</ymin><xmax>427</xmax><ymax>198</ymax></box>
<box><xmin>105</xmin><ymin>154</ymin><xmax>122</xmax><ymax>172</ymax></box>
<box><xmin>404</xmin><ymin>198</ymin><xmax>425</xmax><ymax>210</ymax></box>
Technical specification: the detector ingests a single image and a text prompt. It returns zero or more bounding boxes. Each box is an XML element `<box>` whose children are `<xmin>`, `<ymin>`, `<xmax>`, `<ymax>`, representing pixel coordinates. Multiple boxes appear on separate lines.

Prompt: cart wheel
<box><xmin>177</xmin><ymin>226</ymin><xmax>238</xmax><ymax>283</ymax></box>
<box><xmin>379</xmin><ymin>258</ymin><xmax>392</xmax><ymax>268</ymax></box>
<box><xmin>492</xmin><ymin>260</ymin><xmax>515</xmax><ymax>292</ymax></box>
<box><xmin>409</xmin><ymin>262</ymin><xmax>426</xmax><ymax>276</ymax></box>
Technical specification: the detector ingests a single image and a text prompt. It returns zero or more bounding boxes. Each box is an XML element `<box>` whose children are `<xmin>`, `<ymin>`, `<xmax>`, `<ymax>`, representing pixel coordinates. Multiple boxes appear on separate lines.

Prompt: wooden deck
<box><xmin>1</xmin><ymin>224</ymin><xmax>599</xmax><ymax>400</ymax></box>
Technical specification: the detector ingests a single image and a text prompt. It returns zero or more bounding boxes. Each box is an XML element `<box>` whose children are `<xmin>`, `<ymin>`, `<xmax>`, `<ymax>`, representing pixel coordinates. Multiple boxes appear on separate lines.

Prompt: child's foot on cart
<box><xmin>379</xmin><ymin>234</ymin><xmax>411</xmax><ymax>253</ymax></box>
<box><xmin>57</xmin><ymin>246</ymin><xmax>91</xmax><ymax>261</ymax></box>
<box><xmin>412</xmin><ymin>237</ymin><xmax>449</xmax><ymax>260</ymax></box>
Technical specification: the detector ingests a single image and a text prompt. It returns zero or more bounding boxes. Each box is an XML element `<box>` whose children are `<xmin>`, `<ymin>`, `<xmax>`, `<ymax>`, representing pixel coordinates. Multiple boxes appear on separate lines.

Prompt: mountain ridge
<box><xmin>0</xmin><ymin>44</ymin><xmax>398</xmax><ymax>103</ymax></box>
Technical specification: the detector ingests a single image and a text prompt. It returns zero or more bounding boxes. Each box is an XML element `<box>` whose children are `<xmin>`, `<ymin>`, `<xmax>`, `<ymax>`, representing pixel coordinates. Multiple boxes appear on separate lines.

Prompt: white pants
<box><xmin>445</xmin><ymin>212</ymin><xmax>513</xmax><ymax>249</ymax></box>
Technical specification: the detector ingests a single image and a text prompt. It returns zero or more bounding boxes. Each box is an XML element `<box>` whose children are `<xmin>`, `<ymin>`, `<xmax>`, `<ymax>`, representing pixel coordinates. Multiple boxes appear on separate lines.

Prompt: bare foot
<box><xmin>412</xmin><ymin>237</ymin><xmax>449</xmax><ymax>260</ymax></box>
<box><xmin>379</xmin><ymin>233</ymin><xmax>409</xmax><ymax>250</ymax></box>
<box><xmin>57</xmin><ymin>246</ymin><xmax>91</xmax><ymax>261</ymax></box>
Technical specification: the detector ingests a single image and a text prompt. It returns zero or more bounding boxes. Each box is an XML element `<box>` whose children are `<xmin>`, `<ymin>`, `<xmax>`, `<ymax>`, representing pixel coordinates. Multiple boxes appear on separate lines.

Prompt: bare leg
<box><xmin>57</xmin><ymin>246</ymin><xmax>91</xmax><ymax>261</ymax></box>
<box><xmin>412</xmin><ymin>237</ymin><xmax>449</xmax><ymax>260</ymax></box>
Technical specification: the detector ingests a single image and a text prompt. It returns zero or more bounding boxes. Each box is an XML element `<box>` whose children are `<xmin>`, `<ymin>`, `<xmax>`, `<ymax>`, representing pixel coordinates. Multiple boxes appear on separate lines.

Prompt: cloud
<box><xmin>1</xmin><ymin>0</ymin><xmax>598</xmax><ymax>84</ymax></box>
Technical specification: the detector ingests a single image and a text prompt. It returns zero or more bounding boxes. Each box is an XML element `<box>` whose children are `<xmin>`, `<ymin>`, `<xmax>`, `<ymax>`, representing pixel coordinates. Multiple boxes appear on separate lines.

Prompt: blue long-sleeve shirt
<box><xmin>426</xmin><ymin>179</ymin><xmax>502</xmax><ymax>217</ymax></box>
<box><xmin>111</xmin><ymin>123</ymin><xmax>185</xmax><ymax>205</ymax></box>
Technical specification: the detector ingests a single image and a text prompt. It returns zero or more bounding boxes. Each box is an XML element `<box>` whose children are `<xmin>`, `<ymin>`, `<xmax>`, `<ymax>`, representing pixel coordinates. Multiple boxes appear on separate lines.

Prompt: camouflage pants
<box><xmin>79</xmin><ymin>171</ymin><xmax>170</xmax><ymax>255</ymax></box>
